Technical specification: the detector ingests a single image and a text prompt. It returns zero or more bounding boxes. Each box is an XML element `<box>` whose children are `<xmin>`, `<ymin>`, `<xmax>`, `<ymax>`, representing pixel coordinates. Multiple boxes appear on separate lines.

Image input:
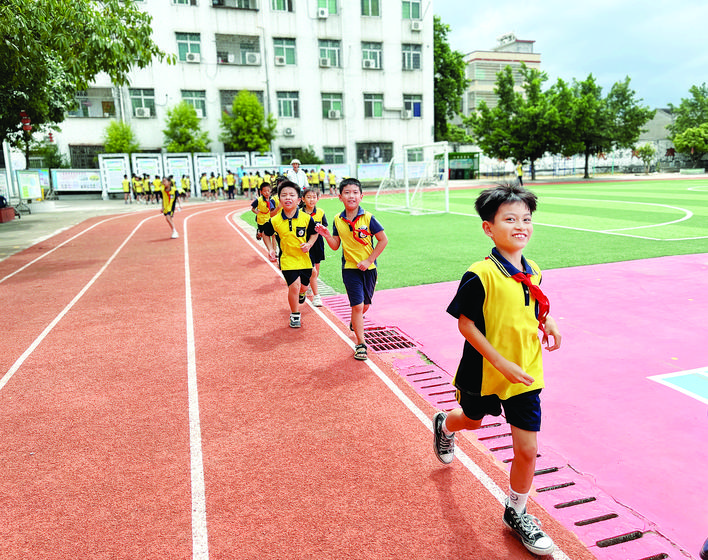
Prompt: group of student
<box><xmin>121</xmin><ymin>174</ymin><xmax>189</xmax><ymax>205</ymax></box>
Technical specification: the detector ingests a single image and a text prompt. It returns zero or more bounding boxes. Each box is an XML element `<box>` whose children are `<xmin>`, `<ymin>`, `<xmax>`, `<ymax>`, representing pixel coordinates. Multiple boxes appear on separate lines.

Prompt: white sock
<box><xmin>442</xmin><ymin>418</ymin><xmax>454</xmax><ymax>438</ymax></box>
<box><xmin>509</xmin><ymin>487</ymin><xmax>529</xmax><ymax>514</ymax></box>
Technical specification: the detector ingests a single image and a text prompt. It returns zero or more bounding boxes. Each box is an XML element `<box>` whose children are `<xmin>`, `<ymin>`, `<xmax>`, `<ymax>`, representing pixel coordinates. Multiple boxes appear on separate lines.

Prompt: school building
<box><xmin>53</xmin><ymin>0</ymin><xmax>434</xmax><ymax>169</ymax></box>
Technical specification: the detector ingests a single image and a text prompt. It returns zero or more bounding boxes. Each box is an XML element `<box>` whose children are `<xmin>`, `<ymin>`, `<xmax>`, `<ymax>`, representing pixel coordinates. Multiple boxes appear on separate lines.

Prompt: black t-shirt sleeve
<box><xmin>446</xmin><ymin>271</ymin><xmax>485</xmax><ymax>324</ymax></box>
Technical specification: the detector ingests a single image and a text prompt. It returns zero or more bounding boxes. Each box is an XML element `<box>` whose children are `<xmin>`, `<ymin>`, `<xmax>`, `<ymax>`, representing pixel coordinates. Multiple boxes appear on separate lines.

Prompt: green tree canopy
<box><xmin>672</xmin><ymin>123</ymin><xmax>708</xmax><ymax>164</ymax></box>
<box><xmin>0</xmin><ymin>0</ymin><xmax>171</xmax><ymax>146</ymax></box>
<box><xmin>634</xmin><ymin>144</ymin><xmax>656</xmax><ymax>173</ymax></box>
<box><xmin>218</xmin><ymin>91</ymin><xmax>277</xmax><ymax>152</ymax></box>
<box><xmin>163</xmin><ymin>102</ymin><xmax>211</xmax><ymax>153</ymax></box>
<box><xmin>288</xmin><ymin>146</ymin><xmax>323</xmax><ymax>166</ymax></box>
<box><xmin>667</xmin><ymin>83</ymin><xmax>708</xmax><ymax>138</ymax></box>
<box><xmin>433</xmin><ymin>15</ymin><xmax>470</xmax><ymax>142</ymax></box>
<box><xmin>104</xmin><ymin>120</ymin><xmax>140</xmax><ymax>155</ymax></box>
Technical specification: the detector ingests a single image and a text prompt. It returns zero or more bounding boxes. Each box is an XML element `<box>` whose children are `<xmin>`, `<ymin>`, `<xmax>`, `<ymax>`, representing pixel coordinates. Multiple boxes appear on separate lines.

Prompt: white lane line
<box><xmin>0</xmin><ymin>215</ymin><xmax>155</xmax><ymax>392</ymax></box>
<box><xmin>225</xmin><ymin>210</ymin><xmax>572</xmax><ymax>560</ymax></box>
<box><xmin>0</xmin><ymin>214</ymin><xmax>131</xmax><ymax>284</ymax></box>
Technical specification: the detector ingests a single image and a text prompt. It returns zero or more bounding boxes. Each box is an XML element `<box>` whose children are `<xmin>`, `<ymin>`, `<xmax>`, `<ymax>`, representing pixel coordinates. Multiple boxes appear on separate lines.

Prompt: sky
<box><xmin>432</xmin><ymin>0</ymin><xmax>708</xmax><ymax>109</ymax></box>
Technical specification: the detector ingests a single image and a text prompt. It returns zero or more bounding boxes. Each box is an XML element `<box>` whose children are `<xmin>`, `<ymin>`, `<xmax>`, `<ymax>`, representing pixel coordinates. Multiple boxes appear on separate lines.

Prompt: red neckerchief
<box><xmin>510</xmin><ymin>271</ymin><xmax>550</xmax><ymax>335</ymax></box>
<box><xmin>341</xmin><ymin>213</ymin><xmax>371</xmax><ymax>246</ymax></box>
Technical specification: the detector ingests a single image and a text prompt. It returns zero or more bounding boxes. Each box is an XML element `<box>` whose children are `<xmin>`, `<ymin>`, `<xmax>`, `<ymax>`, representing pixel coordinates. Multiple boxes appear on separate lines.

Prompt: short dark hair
<box><xmin>278</xmin><ymin>180</ymin><xmax>301</xmax><ymax>198</ymax></box>
<box><xmin>475</xmin><ymin>183</ymin><xmax>537</xmax><ymax>222</ymax></box>
<box><xmin>339</xmin><ymin>177</ymin><xmax>362</xmax><ymax>194</ymax></box>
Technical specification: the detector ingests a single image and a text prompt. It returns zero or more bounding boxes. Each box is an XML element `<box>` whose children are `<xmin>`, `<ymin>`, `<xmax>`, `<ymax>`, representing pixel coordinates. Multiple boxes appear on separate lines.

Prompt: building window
<box><xmin>212</xmin><ymin>0</ymin><xmax>258</xmax><ymax>7</ymax></box>
<box><xmin>67</xmin><ymin>88</ymin><xmax>116</xmax><ymax>118</ymax></box>
<box><xmin>407</xmin><ymin>148</ymin><xmax>423</xmax><ymax>162</ymax></box>
<box><xmin>273</xmin><ymin>38</ymin><xmax>296</xmax><ymax>65</ymax></box>
<box><xmin>361</xmin><ymin>0</ymin><xmax>379</xmax><ymax>16</ymax></box>
<box><xmin>318</xmin><ymin>40</ymin><xmax>341</xmax><ymax>67</ymax></box>
<box><xmin>402</xmin><ymin>43</ymin><xmax>421</xmax><ymax>70</ymax></box>
<box><xmin>356</xmin><ymin>142</ymin><xmax>392</xmax><ymax>164</ymax></box>
<box><xmin>221</xmin><ymin>90</ymin><xmax>265</xmax><ymax>114</ymax></box>
<box><xmin>69</xmin><ymin>145</ymin><xmax>104</xmax><ymax>169</ymax></box>
<box><xmin>321</xmin><ymin>93</ymin><xmax>343</xmax><ymax>118</ymax></box>
<box><xmin>403</xmin><ymin>94</ymin><xmax>422</xmax><ymax>117</ymax></box>
<box><xmin>181</xmin><ymin>90</ymin><xmax>207</xmax><ymax>117</ymax></box>
<box><xmin>364</xmin><ymin>93</ymin><xmax>383</xmax><ymax>118</ymax></box>
<box><xmin>318</xmin><ymin>0</ymin><xmax>337</xmax><ymax>14</ymax></box>
<box><xmin>176</xmin><ymin>32</ymin><xmax>201</xmax><ymax>61</ymax></box>
<box><xmin>173</xmin><ymin>0</ymin><xmax>198</xmax><ymax>5</ymax></box>
<box><xmin>402</xmin><ymin>0</ymin><xmax>420</xmax><ymax>19</ymax></box>
<box><xmin>280</xmin><ymin>147</ymin><xmax>299</xmax><ymax>163</ymax></box>
<box><xmin>130</xmin><ymin>88</ymin><xmax>156</xmax><ymax>118</ymax></box>
<box><xmin>277</xmin><ymin>91</ymin><xmax>299</xmax><ymax>118</ymax></box>
<box><xmin>272</xmin><ymin>0</ymin><xmax>293</xmax><ymax>11</ymax></box>
<box><xmin>216</xmin><ymin>34</ymin><xmax>260</xmax><ymax>65</ymax></box>
<box><xmin>362</xmin><ymin>42</ymin><xmax>382</xmax><ymax>69</ymax></box>
<box><xmin>323</xmin><ymin>147</ymin><xmax>345</xmax><ymax>164</ymax></box>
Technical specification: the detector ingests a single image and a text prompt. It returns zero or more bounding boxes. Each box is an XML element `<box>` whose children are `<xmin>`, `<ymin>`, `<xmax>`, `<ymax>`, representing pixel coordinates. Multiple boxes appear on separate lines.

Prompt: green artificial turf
<box><xmin>313</xmin><ymin>179</ymin><xmax>708</xmax><ymax>293</ymax></box>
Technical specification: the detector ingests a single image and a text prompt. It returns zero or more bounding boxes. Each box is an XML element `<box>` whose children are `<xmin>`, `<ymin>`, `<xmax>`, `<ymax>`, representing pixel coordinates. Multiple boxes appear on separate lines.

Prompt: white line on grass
<box><xmin>226</xmin><ymin>210</ymin><xmax>572</xmax><ymax>560</ymax></box>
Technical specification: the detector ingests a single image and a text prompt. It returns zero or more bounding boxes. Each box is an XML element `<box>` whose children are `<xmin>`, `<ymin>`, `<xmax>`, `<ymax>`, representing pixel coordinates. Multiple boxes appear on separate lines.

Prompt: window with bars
<box><xmin>402</xmin><ymin>0</ymin><xmax>420</xmax><ymax>19</ymax></box>
<box><xmin>69</xmin><ymin>145</ymin><xmax>104</xmax><ymax>169</ymax></box>
<box><xmin>318</xmin><ymin>40</ymin><xmax>341</xmax><ymax>67</ymax></box>
<box><xmin>181</xmin><ymin>90</ymin><xmax>207</xmax><ymax>116</ymax></box>
<box><xmin>67</xmin><ymin>88</ymin><xmax>116</xmax><ymax>118</ymax></box>
<box><xmin>362</xmin><ymin>42</ymin><xmax>382</xmax><ymax>69</ymax></box>
<box><xmin>361</xmin><ymin>0</ymin><xmax>379</xmax><ymax>16</ymax></box>
<box><xmin>356</xmin><ymin>142</ymin><xmax>392</xmax><ymax>164</ymax></box>
<box><xmin>402</xmin><ymin>43</ymin><xmax>421</xmax><ymax>70</ymax></box>
<box><xmin>323</xmin><ymin>147</ymin><xmax>345</xmax><ymax>164</ymax></box>
<box><xmin>176</xmin><ymin>32</ymin><xmax>201</xmax><ymax>61</ymax></box>
<box><xmin>220</xmin><ymin>90</ymin><xmax>265</xmax><ymax>114</ymax></box>
<box><xmin>273</xmin><ymin>38</ymin><xmax>296</xmax><ymax>64</ymax></box>
<box><xmin>215</xmin><ymin>34</ymin><xmax>260</xmax><ymax>64</ymax></box>
<box><xmin>364</xmin><ymin>93</ymin><xmax>383</xmax><ymax>118</ymax></box>
<box><xmin>277</xmin><ymin>91</ymin><xmax>299</xmax><ymax>117</ymax></box>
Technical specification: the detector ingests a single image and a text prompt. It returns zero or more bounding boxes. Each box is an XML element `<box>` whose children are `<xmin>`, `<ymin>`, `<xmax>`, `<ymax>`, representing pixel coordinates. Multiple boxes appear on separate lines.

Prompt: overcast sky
<box><xmin>432</xmin><ymin>0</ymin><xmax>708</xmax><ymax>109</ymax></box>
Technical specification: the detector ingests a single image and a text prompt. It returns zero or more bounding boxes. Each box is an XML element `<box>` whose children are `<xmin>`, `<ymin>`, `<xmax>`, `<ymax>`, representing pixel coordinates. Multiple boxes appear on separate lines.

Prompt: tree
<box><xmin>606</xmin><ymin>77</ymin><xmax>654</xmax><ymax>155</ymax></box>
<box><xmin>468</xmin><ymin>64</ymin><xmax>562</xmax><ymax>179</ymax></box>
<box><xmin>104</xmin><ymin>120</ymin><xmax>140</xmax><ymax>155</ymax></box>
<box><xmin>289</xmin><ymin>146</ymin><xmax>323</xmax><ymax>166</ymax></box>
<box><xmin>672</xmin><ymin>124</ymin><xmax>708</xmax><ymax>165</ymax></box>
<box><xmin>667</xmin><ymin>83</ymin><xmax>708</xmax><ymax>138</ymax></box>
<box><xmin>634</xmin><ymin>144</ymin><xmax>656</xmax><ymax>173</ymax></box>
<box><xmin>219</xmin><ymin>91</ymin><xmax>277</xmax><ymax>152</ymax></box>
<box><xmin>0</xmin><ymin>0</ymin><xmax>171</xmax><ymax>146</ymax></box>
<box><xmin>433</xmin><ymin>16</ymin><xmax>470</xmax><ymax>142</ymax></box>
<box><xmin>163</xmin><ymin>102</ymin><xmax>210</xmax><ymax>153</ymax></box>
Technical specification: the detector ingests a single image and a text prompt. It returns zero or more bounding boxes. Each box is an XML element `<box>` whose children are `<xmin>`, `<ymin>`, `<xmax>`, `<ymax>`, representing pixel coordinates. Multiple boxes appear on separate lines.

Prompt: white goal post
<box><xmin>375</xmin><ymin>141</ymin><xmax>449</xmax><ymax>215</ymax></box>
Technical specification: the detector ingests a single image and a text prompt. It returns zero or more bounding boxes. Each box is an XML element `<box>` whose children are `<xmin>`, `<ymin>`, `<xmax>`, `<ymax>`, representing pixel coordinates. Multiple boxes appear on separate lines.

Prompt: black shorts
<box><xmin>282</xmin><ymin>268</ymin><xmax>312</xmax><ymax>287</ymax></box>
<box><xmin>342</xmin><ymin>268</ymin><xmax>377</xmax><ymax>307</ymax></box>
<box><xmin>456</xmin><ymin>388</ymin><xmax>542</xmax><ymax>432</ymax></box>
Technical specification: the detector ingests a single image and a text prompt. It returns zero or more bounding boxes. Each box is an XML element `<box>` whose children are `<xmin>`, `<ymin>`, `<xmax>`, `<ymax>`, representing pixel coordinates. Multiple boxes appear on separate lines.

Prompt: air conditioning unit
<box><xmin>411</xmin><ymin>20</ymin><xmax>423</xmax><ymax>31</ymax></box>
<box><xmin>401</xmin><ymin>110</ymin><xmax>412</xmax><ymax>119</ymax></box>
<box><xmin>135</xmin><ymin>107</ymin><xmax>151</xmax><ymax>118</ymax></box>
<box><xmin>283</xmin><ymin>127</ymin><xmax>295</xmax><ymax>137</ymax></box>
<box><xmin>327</xmin><ymin>109</ymin><xmax>341</xmax><ymax>119</ymax></box>
<box><xmin>362</xmin><ymin>59</ymin><xmax>375</xmax><ymax>69</ymax></box>
<box><xmin>319</xmin><ymin>57</ymin><xmax>331</xmax><ymax>68</ymax></box>
<box><xmin>245</xmin><ymin>52</ymin><xmax>261</xmax><ymax>65</ymax></box>
<box><xmin>317</xmin><ymin>7</ymin><xmax>328</xmax><ymax>18</ymax></box>
<box><xmin>227</xmin><ymin>53</ymin><xmax>235</xmax><ymax>63</ymax></box>
<box><xmin>274</xmin><ymin>55</ymin><xmax>286</xmax><ymax>66</ymax></box>
<box><xmin>185</xmin><ymin>52</ymin><xmax>201</xmax><ymax>63</ymax></box>
<box><xmin>195</xmin><ymin>108</ymin><xmax>204</xmax><ymax>118</ymax></box>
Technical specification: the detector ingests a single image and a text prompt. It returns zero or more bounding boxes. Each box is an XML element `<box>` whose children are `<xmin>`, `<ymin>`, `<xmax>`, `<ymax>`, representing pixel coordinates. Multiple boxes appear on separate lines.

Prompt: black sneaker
<box><xmin>354</xmin><ymin>343</ymin><xmax>368</xmax><ymax>360</ymax></box>
<box><xmin>289</xmin><ymin>313</ymin><xmax>301</xmax><ymax>328</ymax></box>
<box><xmin>433</xmin><ymin>411</ymin><xmax>455</xmax><ymax>464</ymax></box>
<box><xmin>503</xmin><ymin>500</ymin><xmax>555</xmax><ymax>555</ymax></box>
<box><xmin>298</xmin><ymin>292</ymin><xmax>306</xmax><ymax>304</ymax></box>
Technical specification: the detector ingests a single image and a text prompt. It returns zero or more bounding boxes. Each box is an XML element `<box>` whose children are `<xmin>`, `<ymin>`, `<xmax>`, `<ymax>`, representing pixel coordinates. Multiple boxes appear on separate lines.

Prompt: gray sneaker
<box><xmin>433</xmin><ymin>411</ymin><xmax>455</xmax><ymax>464</ymax></box>
<box><xmin>502</xmin><ymin>500</ymin><xmax>555</xmax><ymax>555</ymax></box>
<box><xmin>289</xmin><ymin>313</ymin><xmax>301</xmax><ymax>328</ymax></box>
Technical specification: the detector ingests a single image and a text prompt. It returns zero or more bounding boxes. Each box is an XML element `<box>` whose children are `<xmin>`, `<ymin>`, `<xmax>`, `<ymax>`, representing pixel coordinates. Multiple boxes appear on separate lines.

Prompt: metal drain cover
<box><xmin>364</xmin><ymin>326</ymin><xmax>418</xmax><ymax>352</ymax></box>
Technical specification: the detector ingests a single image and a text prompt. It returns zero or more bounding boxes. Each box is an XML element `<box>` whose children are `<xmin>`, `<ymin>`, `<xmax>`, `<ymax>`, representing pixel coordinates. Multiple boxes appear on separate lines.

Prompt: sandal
<box><xmin>354</xmin><ymin>343</ymin><xmax>368</xmax><ymax>361</ymax></box>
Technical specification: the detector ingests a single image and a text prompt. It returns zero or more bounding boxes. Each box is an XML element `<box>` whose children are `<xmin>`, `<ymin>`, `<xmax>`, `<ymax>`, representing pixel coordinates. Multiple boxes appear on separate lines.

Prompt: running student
<box><xmin>432</xmin><ymin>183</ymin><xmax>561</xmax><ymax>555</ymax></box>
<box><xmin>301</xmin><ymin>188</ymin><xmax>327</xmax><ymax>307</ymax></box>
<box><xmin>262</xmin><ymin>180</ymin><xmax>318</xmax><ymax>329</ymax></box>
<box><xmin>316</xmin><ymin>178</ymin><xmax>388</xmax><ymax>361</ymax></box>
<box><xmin>160</xmin><ymin>176</ymin><xmax>179</xmax><ymax>239</ymax></box>
<box><xmin>251</xmin><ymin>181</ymin><xmax>277</xmax><ymax>245</ymax></box>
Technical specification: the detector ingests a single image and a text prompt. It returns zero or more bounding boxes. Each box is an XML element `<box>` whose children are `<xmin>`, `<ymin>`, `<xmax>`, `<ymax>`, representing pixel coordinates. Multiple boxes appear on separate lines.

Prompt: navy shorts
<box><xmin>282</xmin><ymin>268</ymin><xmax>312</xmax><ymax>287</ymax></box>
<box><xmin>456</xmin><ymin>388</ymin><xmax>542</xmax><ymax>432</ymax></box>
<box><xmin>342</xmin><ymin>268</ymin><xmax>377</xmax><ymax>307</ymax></box>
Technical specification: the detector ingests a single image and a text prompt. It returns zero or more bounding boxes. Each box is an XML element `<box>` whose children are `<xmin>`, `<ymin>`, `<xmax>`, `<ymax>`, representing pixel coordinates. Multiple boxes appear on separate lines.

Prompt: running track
<box><xmin>0</xmin><ymin>202</ymin><xmax>596</xmax><ymax>559</ymax></box>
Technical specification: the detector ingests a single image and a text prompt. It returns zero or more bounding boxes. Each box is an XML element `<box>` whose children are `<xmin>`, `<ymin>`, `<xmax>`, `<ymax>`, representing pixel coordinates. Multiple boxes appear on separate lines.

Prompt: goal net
<box><xmin>375</xmin><ymin>141</ymin><xmax>449</xmax><ymax>215</ymax></box>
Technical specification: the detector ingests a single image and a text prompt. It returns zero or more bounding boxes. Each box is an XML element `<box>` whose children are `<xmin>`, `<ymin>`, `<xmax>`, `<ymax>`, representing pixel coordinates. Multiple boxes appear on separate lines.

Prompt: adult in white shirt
<box><xmin>286</xmin><ymin>159</ymin><xmax>308</xmax><ymax>190</ymax></box>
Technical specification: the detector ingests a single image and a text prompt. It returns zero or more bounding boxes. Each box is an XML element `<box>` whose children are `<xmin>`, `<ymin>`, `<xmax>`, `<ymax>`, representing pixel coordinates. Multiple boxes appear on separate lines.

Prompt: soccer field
<box><xmin>314</xmin><ymin>178</ymin><xmax>708</xmax><ymax>292</ymax></box>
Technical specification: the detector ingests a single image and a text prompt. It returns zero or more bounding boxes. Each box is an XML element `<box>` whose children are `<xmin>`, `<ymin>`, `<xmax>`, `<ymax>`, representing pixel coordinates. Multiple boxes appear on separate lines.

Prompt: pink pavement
<box><xmin>361</xmin><ymin>253</ymin><xmax>708</xmax><ymax>560</ymax></box>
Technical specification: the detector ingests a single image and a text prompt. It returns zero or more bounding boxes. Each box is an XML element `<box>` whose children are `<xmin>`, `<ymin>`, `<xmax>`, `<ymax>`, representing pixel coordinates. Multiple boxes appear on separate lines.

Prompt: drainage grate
<box><xmin>364</xmin><ymin>326</ymin><xmax>418</xmax><ymax>352</ymax></box>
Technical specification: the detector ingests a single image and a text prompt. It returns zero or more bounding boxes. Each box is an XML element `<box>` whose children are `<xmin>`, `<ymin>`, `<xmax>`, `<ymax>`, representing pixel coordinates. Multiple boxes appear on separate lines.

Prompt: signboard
<box><xmin>51</xmin><ymin>169</ymin><xmax>103</xmax><ymax>192</ymax></box>
<box><xmin>17</xmin><ymin>170</ymin><xmax>42</xmax><ymax>200</ymax></box>
<box><xmin>223</xmin><ymin>152</ymin><xmax>250</xmax><ymax>171</ymax></box>
<box><xmin>163</xmin><ymin>153</ymin><xmax>194</xmax><ymax>186</ymax></box>
<box><xmin>250</xmin><ymin>152</ymin><xmax>275</xmax><ymax>167</ymax></box>
<box><xmin>0</xmin><ymin>173</ymin><xmax>8</xmax><ymax>199</ymax></box>
<box><xmin>131</xmin><ymin>153</ymin><xmax>163</xmax><ymax>180</ymax></box>
<box><xmin>99</xmin><ymin>153</ymin><xmax>131</xmax><ymax>194</ymax></box>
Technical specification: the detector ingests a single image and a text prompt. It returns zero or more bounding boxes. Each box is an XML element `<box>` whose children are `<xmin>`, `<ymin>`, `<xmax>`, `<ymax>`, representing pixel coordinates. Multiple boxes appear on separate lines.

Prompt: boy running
<box><xmin>160</xmin><ymin>176</ymin><xmax>179</xmax><ymax>239</ymax></box>
<box><xmin>432</xmin><ymin>183</ymin><xmax>561</xmax><ymax>555</ymax></box>
<box><xmin>316</xmin><ymin>178</ymin><xmax>388</xmax><ymax>360</ymax></box>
